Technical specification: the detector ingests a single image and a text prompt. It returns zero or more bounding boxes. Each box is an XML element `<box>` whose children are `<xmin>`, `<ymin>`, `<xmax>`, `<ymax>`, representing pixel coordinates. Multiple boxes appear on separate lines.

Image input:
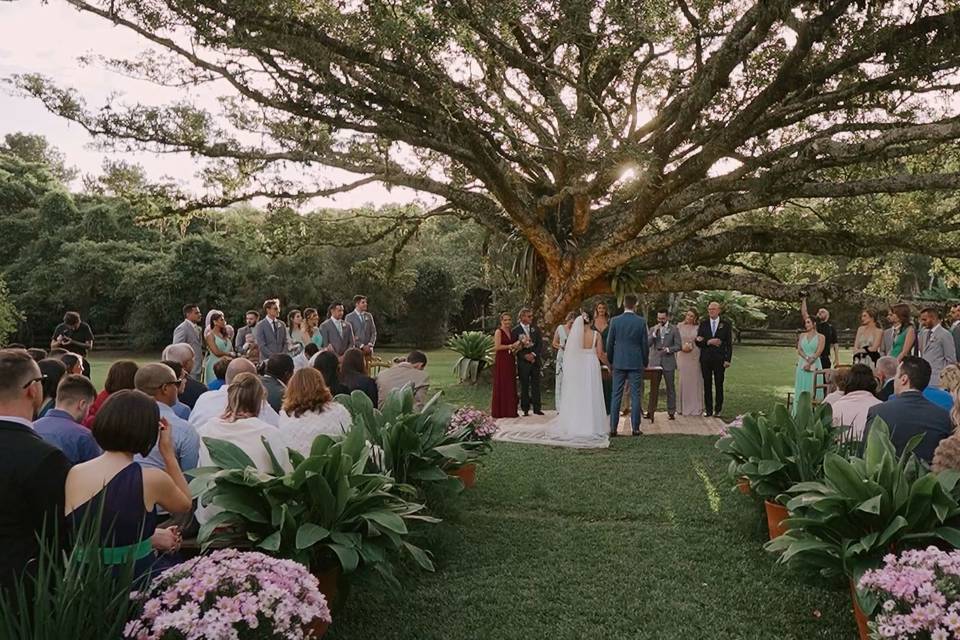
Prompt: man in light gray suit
<box><xmin>172</xmin><ymin>303</ymin><xmax>203</xmax><ymax>379</ymax></box>
<box><xmin>647</xmin><ymin>309</ymin><xmax>683</xmax><ymax>421</ymax></box>
<box><xmin>319</xmin><ymin>302</ymin><xmax>355</xmax><ymax>358</ymax></box>
<box><xmin>345</xmin><ymin>295</ymin><xmax>377</xmax><ymax>357</ymax></box>
<box><xmin>919</xmin><ymin>307</ymin><xmax>957</xmax><ymax>387</ymax></box>
<box><xmin>254</xmin><ymin>299</ymin><xmax>289</xmax><ymax>361</ymax></box>
<box><xmin>950</xmin><ymin>303</ymin><xmax>960</xmax><ymax>362</ymax></box>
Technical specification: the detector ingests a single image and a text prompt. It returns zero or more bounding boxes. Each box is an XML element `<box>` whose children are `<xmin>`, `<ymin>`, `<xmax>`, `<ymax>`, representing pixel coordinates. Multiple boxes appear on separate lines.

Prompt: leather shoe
<box><xmin>609</xmin><ymin>431</ymin><xmax>619</xmax><ymax>438</ymax></box>
<box><xmin>631</xmin><ymin>430</ymin><xmax>643</xmax><ymax>436</ymax></box>
<box><xmin>533</xmin><ymin>410</ymin><xmax>545</xmax><ymax>416</ymax></box>
<box><xmin>669</xmin><ymin>414</ymin><xmax>675</xmax><ymax>420</ymax></box>
<box><xmin>523</xmin><ymin>411</ymin><xmax>529</xmax><ymax>417</ymax></box>
<box><xmin>705</xmin><ymin>411</ymin><xmax>713</xmax><ymax>417</ymax></box>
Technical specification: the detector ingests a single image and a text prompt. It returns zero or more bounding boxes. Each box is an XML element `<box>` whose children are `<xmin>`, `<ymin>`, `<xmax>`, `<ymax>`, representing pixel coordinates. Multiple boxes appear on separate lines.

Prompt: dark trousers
<box><xmin>820</xmin><ymin>354</ymin><xmax>832</xmax><ymax>370</ymax></box>
<box><xmin>517</xmin><ymin>358</ymin><xmax>541</xmax><ymax>412</ymax></box>
<box><xmin>701</xmin><ymin>360</ymin><xmax>726</xmax><ymax>415</ymax></box>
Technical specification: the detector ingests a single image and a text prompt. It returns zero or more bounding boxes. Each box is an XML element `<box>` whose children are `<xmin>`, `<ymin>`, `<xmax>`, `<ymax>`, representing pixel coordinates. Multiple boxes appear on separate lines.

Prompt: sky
<box><xmin>0</xmin><ymin>0</ymin><xmax>420</xmax><ymax>208</ymax></box>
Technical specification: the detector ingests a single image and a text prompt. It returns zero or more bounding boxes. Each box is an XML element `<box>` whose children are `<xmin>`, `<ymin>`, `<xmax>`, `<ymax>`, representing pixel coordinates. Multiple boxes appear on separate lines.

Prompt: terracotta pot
<box><xmin>449</xmin><ymin>463</ymin><xmax>477</xmax><ymax>489</ymax></box>
<box><xmin>764</xmin><ymin>500</ymin><xmax>790</xmax><ymax>540</ymax></box>
<box><xmin>313</xmin><ymin>564</ymin><xmax>341</xmax><ymax>605</ymax></box>
<box><xmin>736</xmin><ymin>477</ymin><xmax>751</xmax><ymax>495</ymax></box>
<box><xmin>850</xmin><ymin>580</ymin><xmax>870</xmax><ymax>640</ymax></box>
<box><xmin>304</xmin><ymin>617</ymin><xmax>331</xmax><ymax>639</ymax></box>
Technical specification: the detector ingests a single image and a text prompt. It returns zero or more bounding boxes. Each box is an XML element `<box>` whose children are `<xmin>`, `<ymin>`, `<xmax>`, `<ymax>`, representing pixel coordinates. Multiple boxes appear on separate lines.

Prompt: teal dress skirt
<box><xmin>204</xmin><ymin>334</ymin><xmax>232</xmax><ymax>383</ymax></box>
<box><xmin>793</xmin><ymin>333</ymin><xmax>823</xmax><ymax>413</ymax></box>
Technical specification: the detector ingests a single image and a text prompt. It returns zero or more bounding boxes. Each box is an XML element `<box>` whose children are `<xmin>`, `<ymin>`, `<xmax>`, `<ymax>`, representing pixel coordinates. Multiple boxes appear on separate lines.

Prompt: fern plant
<box><xmin>446</xmin><ymin>331</ymin><xmax>494</xmax><ymax>383</ymax></box>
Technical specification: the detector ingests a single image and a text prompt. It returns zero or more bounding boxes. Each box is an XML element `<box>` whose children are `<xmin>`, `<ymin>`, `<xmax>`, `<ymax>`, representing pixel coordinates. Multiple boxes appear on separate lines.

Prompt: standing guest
<box><xmin>647</xmin><ymin>309</ymin><xmax>682</xmax><ymax>421</ymax></box>
<box><xmin>203</xmin><ymin>310</ymin><xmax>234</xmax><ymax>384</ymax></box>
<box><xmin>84</xmin><ymin>360</ymin><xmax>138</xmax><ymax>428</ymax></box>
<box><xmin>512</xmin><ymin>308</ymin><xmax>544</xmax><ymax>417</ymax></box>
<box><xmin>593</xmin><ymin>301</ymin><xmax>613</xmax><ymax>414</ymax></box>
<box><xmin>254</xmin><ymin>299</ymin><xmax>289</xmax><ymax>361</ymax></box>
<box><xmin>875</xmin><ymin>356</ymin><xmax>899</xmax><ymax>401</ymax></box>
<box><xmin>50</xmin><ymin>311</ymin><xmax>93</xmax><ymax>377</ymax></box>
<box><xmin>491</xmin><ymin>313</ymin><xmax>520</xmax><ymax>419</ymax></box>
<box><xmin>830</xmin><ymin>364</ymin><xmax>882</xmax><ymax>440</ymax></box>
<box><xmin>66</xmin><ymin>390</ymin><xmax>191</xmax><ymax>579</ymax></box>
<box><xmin>552</xmin><ymin>312</ymin><xmax>577</xmax><ymax>409</ymax></box>
<box><xmin>287</xmin><ymin>309</ymin><xmax>305</xmax><ymax>348</ymax></box>
<box><xmin>261</xmin><ymin>354</ymin><xmax>295</xmax><ymax>413</ymax></box>
<box><xmin>161</xmin><ymin>343</ymin><xmax>207</xmax><ymax>409</ymax></box>
<box><xmin>26</xmin><ymin>348</ymin><xmax>46</xmax><ymax>362</ymax></box>
<box><xmin>161</xmin><ymin>361</ymin><xmax>192</xmax><ymax>421</ymax></box>
<box><xmin>34</xmin><ymin>374</ymin><xmax>101</xmax><ymax>464</ymax></box>
<box><xmin>0</xmin><ymin>349</ymin><xmax>71</xmax><ymax>593</ymax></box>
<box><xmin>320</xmin><ymin>302</ymin><xmax>355</xmax><ymax>358</ymax></box>
<box><xmin>313</xmin><ymin>351</ymin><xmax>350</xmax><ymax>397</ymax></box>
<box><xmin>60</xmin><ymin>353</ymin><xmax>84</xmax><ymax>376</ymax></box>
<box><xmin>279</xmin><ymin>368</ymin><xmax>353</xmax><ymax>455</ymax></box>
<box><xmin>606</xmin><ymin>295</ymin><xmax>650</xmax><ymax>436</ymax></box>
<box><xmin>950</xmin><ymin>303</ymin><xmax>960</xmax><ymax>362</ymax></box>
<box><xmin>189</xmin><ymin>358</ymin><xmax>280</xmax><ymax>429</ymax></box>
<box><xmin>376</xmin><ymin>351</ymin><xmax>431</xmax><ymax>409</ymax></box>
<box><xmin>172</xmin><ymin>304</ymin><xmax>204</xmax><ymax>380</ymax></box>
<box><xmin>134</xmin><ymin>364</ymin><xmax>200</xmax><ymax>474</ymax></box>
<box><xmin>793</xmin><ymin>316</ymin><xmax>825</xmax><ymax>411</ymax></box>
<box><xmin>853</xmin><ymin>309</ymin><xmax>884</xmax><ymax>368</ymax></box>
<box><xmin>677</xmin><ymin>309</ymin><xmax>704</xmax><ymax>416</ymax></box>
<box><xmin>301</xmin><ymin>308</ymin><xmax>324</xmax><ymax>350</ymax></box>
<box><xmin>234</xmin><ymin>310</ymin><xmax>260</xmax><ymax>352</ymax></box>
<box><xmin>36</xmin><ymin>358</ymin><xmax>67</xmax><ymax>419</ymax></box>
<box><xmin>207</xmin><ymin>356</ymin><xmax>231</xmax><ymax>391</ymax></box>
<box><xmin>918</xmin><ymin>307</ymin><xmax>957</xmax><ymax>388</ymax></box>
<box><xmin>341</xmin><ymin>348</ymin><xmax>378</xmax><ymax>406</ymax></box>
<box><xmin>696</xmin><ymin>301</ymin><xmax>733</xmax><ymax>417</ymax></box>
<box><xmin>802</xmin><ymin>297</ymin><xmax>839</xmax><ymax>370</ymax></box>
<box><xmin>864</xmin><ymin>357</ymin><xmax>951</xmax><ymax>464</ymax></box>
<box><xmin>889</xmin><ymin>303</ymin><xmax>917</xmax><ymax>362</ymax></box>
<box><xmin>346</xmin><ymin>295</ymin><xmax>378</xmax><ymax>368</ymax></box>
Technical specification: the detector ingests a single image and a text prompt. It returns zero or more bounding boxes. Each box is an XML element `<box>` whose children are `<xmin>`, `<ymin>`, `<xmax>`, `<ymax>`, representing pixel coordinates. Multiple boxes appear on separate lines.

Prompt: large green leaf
<box><xmin>295</xmin><ymin>523</ymin><xmax>330</xmax><ymax>550</ymax></box>
<box><xmin>203</xmin><ymin>437</ymin><xmax>256</xmax><ymax>470</ymax></box>
<box><xmin>258</xmin><ymin>531</ymin><xmax>282</xmax><ymax>551</ymax></box>
<box><xmin>363</xmin><ymin>510</ymin><xmax>408</xmax><ymax>535</ymax></box>
<box><xmin>327</xmin><ymin>543</ymin><xmax>360</xmax><ymax>572</ymax></box>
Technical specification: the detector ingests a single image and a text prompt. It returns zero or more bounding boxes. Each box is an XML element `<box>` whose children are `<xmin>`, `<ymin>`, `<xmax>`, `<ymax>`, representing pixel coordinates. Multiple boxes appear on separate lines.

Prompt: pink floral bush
<box><xmin>448</xmin><ymin>406</ymin><xmax>498</xmax><ymax>441</ymax></box>
<box><xmin>124</xmin><ymin>549</ymin><xmax>330</xmax><ymax>640</ymax></box>
<box><xmin>859</xmin><ymin>546</ymin><xmax>960</xmax><ymax>639</ymax></box>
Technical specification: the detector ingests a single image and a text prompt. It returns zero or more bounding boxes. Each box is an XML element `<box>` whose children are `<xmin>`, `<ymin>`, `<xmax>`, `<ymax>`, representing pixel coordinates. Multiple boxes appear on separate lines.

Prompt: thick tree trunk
<box><xmin>538</xmin><ymin>267</ymin><xmax>612</xmax><ymax>328</ymax></box>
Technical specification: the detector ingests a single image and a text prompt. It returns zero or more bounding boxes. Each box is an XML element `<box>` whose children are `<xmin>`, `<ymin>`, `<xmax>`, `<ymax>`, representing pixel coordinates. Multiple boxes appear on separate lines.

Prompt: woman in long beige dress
<box><xmin>677</xmin><ymin>309</ymin><xmax>704</xmax><ymax>416</ymax></box>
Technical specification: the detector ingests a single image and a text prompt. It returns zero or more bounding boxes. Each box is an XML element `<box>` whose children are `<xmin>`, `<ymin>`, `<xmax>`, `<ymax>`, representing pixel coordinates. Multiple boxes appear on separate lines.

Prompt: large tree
<box><xmin>13</xmin><ymin>0</ymin><xmax>960</xmax><ymax>323</ymax></box>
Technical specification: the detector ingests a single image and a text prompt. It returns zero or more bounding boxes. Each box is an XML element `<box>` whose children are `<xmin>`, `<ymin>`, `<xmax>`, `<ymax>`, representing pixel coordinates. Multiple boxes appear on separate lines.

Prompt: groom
<box><xmin>606</xmin><ymin>295</ymin><xmax>650</xmax><ymax>436</ymax></box>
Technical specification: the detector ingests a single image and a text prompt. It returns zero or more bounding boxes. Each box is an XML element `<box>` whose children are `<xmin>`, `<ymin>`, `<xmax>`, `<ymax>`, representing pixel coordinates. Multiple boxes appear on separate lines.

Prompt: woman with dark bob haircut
<box><xmin>313</xmin><ymin>351</ymin><xmax>349</xmax><ymax>396</ymax></box>
<box><xmin>65</xmin><ymin>390</ymin><xmax>191</xmax><ymax>578</ymax></box>
<box><xmin>83</xmin><ymin>360</ymin><xmax>139</xmax><ymax>428</ymax></box>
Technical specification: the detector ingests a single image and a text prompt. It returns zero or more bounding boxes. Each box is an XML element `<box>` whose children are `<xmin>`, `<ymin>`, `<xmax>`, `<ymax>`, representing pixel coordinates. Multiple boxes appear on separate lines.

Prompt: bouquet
<box><xmin>124</xmin><ymin>549</ymin><xmax>331</xmax><ymax>640</ymax></box>
<box><xmin>448</xmin><ymin>406</ymin><xmax>499</xmax><ymax>442</ymax></box>
<box><xmin>858</xmin><ymin>546</ymin><xmax>960</xmax><ymax>639</ymax></box>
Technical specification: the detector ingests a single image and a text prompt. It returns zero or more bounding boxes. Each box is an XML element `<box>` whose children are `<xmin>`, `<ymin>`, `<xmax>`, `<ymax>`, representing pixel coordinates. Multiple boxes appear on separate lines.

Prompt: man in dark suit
<box><xmin>260</xmin><ymin>354</ymin><xmax>294</xmax><ymax>413</ymax></box>
<box><xmin>512</xmin><ymin>308</ymin><xmax>544</xmax><ymax>416</ymax></box>
<box><xmin>606</xmin><ymin>295</ymin><xmax>650</xmax><ymax>435</ymax></box>
<box><xmin>695</xmin><ymin>301</ymin><xmax>733</xmax><ymax>417</ymax></box>
<box><xmin>864</xmin><ymin>356</ymin><xmax>952</xmax><ymax>464</ymax></box>
<box><xmin>0</xmin><ymin>349</ymin><xmax>72</xmax><ymax>593</ymax></box>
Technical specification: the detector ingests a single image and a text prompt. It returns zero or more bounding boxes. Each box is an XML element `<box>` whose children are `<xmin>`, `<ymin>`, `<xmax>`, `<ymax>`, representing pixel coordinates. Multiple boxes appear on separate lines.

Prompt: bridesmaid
<box><xmin>889</xmin><ymin>303</ymin><xmax>916</xmax><ymax>362</ymax></box>
<box><xmin>677</xmin><ymin>309</ymin><xmax>704</xmax><ymax>416</ymax></box>
<box><xmin>302</xmin><ymin>308</ymin><xmax>325</xmax><ymax>350</ymax></box>
<box><xmin>852</xmin><ymin>308</ymin><xmax>883</xmax><ymax>368</ymax></box>
<box><xmin>592</xmin><ymin>301</ymin><xmax>613</xmax><ymax>414</ymax></box>
<box><xmin>288</xmin><ymin>309</ymin><xmax>305</xmax><ymax>347</ymax></box>
<box><xmin>552</xmin><ymin>312</ymin><xmax>577</xmax><ymax>409</ymax></box>
<box><xmin>204</xmin><ymin>311</ymin><xmax>233</xmax><ymax>384</ymax></box>
<box><xmin>793</xmin><ymin>316</ymin><xmax>825</xmax><ymax>413</ymax></box>
<box><xmin>492</xmin><ymin>312</ymin><xmax>520</xmax><ymax>419</ymax></box>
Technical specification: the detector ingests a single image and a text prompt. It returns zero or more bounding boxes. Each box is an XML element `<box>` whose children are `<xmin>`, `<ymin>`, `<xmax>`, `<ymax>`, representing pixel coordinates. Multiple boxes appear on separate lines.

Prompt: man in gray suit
<box><xmin>647</xmin><ymin>309</ymin><xmax>683</xmax><ymax>421</ymax></box>
<box><xmin>919</xmin><ymin>307</ymin><xmax>957</xmax><ymax>387</ymax></box>
<box><xmin>319</xmin><ymin>302</ymin><xmax>355</xmax><ymax>358</ymax></box>
<box><xmin>605</xmin><ymin>294</ymin><xmax>650</xmax><ymax>436</ymax></box>
<box><xmin>950</xmin><ymin>303</ymin><xmax>960</xmax><ymax>362</ymax></box>
<box><xmin>254</xmin><ymin>299</ymin><xmax>289</xmax><ymax>361</ymax></box>
<box><xmin>345</xmin><ymin>295</ymin><xmax>377</xmax><ymax>357</ymax></box>
<box><xmin>172</xmin><ymin>303</ymin><xmax>203</xmax><ymax>379</ymax></box>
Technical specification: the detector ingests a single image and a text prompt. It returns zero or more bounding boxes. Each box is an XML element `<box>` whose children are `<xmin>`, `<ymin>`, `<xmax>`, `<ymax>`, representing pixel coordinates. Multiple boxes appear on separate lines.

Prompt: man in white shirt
<box><xmin>172</xmin><ymin>304</ymin><xmax>203</xmax><ymax>379</ymax></box>
<box><xmin>189</xmin><ymin>358</ymin><xmax>280</xmax><ymax>430</ymax></box>
<box><xmin>919</xmin><ymin>307</ymin><xmax>957</xmax><ymax>388</ymax></box>
<box><xmin>320</xmin><ymin>302</ymin><xmax>355</xmax><ymax>357</ymax></box>
<box><xmin>376</xmin><ymin>351</ymin><xmax>431</xmax><ymax>410</ymax></box>
<box><xmin>950</xmin><ymin>303</ymin><xmax>960</xmax><ymax>362</ymax></box>
<box><xmin>253</xmin><ymin>299</ymin><xmax>288</xmax><ymax>361</ymax></box>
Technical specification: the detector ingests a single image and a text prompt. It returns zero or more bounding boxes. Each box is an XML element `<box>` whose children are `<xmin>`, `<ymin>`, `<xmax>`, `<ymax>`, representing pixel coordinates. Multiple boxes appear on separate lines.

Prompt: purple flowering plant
<box><xmin>447</xmin><ymin>406</ymin><xmax>498</xmax><ymax>443</ymax></box>
<box><xmin>124</xmin><ymin>549</ymin><xmax>330</xmax><ymax>640</ymax></box>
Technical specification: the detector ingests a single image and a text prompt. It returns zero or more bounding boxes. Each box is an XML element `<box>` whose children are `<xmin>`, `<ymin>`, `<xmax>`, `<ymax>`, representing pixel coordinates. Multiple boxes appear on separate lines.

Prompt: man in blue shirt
<box><xmin>33</xmin><ymin>374</ymin><xmax>101</xmax><ymax>464</ymax></box>
<box><xmin>133</xmin><ymin>363</ymin><xmax>200</xmax><ymax>474</ymax></box>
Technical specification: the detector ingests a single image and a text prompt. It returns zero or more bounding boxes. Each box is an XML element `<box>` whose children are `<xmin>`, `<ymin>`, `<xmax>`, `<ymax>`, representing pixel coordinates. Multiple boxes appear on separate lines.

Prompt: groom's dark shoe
<box><xmin>668</xmin><ymin>414</ymin><xmax>676</xmax><ymax>420</ymax></box>
<box><xmin>631</xmin><ymin>430</ymin><xmax>643</xmax><ymax>436</ymax></box>
<box><xmin>523</xmin><ymin>410</ymin><xmax>529</xmax><ymax>417</ymax></box>
<box><xmin>609</xmin><ymin>431</ymin><xmax>619</xmax><ymax>437</ymax></box>
<box><xmin>533</xmin><ymin>410</ymin><xmax>544</xmax><ymax>416</ymax></box>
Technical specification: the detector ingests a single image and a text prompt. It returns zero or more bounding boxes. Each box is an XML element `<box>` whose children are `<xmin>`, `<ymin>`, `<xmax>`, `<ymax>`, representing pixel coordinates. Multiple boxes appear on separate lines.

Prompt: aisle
<box><xmin>493</xmin><ymin>411</ymin><xmax>725</xmax><ymax>447</ymax></box>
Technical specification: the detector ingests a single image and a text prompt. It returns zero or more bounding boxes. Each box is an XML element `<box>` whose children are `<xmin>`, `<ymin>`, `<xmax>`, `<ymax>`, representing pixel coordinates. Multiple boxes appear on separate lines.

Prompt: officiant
<box><xmin>647</xmin><ymin>309</ymin><xmax>682</xmax><ymax>421</ymax></box>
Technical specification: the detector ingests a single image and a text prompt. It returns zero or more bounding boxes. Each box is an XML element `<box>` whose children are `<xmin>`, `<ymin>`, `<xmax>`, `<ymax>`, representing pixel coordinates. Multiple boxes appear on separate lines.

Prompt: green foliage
<box><xmin>0</xmin><ymin>133</ymin><xmax>76</xmax><ymax>184</ymax></box>
<box><xmin>0</xmin><ymin>277</ymin><xmax>22</xmax><ymax>345</ymax></box>
<box><xmin>681</xmin><ymin>291</ymin><xmax>768</xmax><ymax>335</ymax></box>
<box><xmin>398</xmin><ymin>261</ymin><xmax>456</xmax><ymax>347</ymax></box>
<box><xmin>446</xmin><ymin>331</ymin><xmax>493</xmax><ymax>383</ymax></box>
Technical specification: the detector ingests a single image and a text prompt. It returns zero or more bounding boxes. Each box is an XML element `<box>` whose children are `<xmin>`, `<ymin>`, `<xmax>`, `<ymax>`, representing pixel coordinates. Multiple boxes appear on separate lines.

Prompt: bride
<box><xmin>550</xmin><ymin>311</ymin><xmax>609</xmax><ymax>447</ymax></box>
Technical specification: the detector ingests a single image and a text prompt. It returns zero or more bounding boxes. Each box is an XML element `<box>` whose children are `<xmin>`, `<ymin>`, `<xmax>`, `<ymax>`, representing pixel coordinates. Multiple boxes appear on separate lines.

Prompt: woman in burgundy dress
<box><xmin>492</xmin><ymin>312</ymin><xmax>520</xmax><ymax>418</ymax></box>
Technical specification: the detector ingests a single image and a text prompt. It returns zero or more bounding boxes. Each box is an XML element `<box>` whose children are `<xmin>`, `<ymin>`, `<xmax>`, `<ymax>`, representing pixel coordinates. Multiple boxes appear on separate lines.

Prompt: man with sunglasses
<box><xmin>0</xmin><ymin>348</ymin><xmax>72</xmax><ymax>593</ymax></box>
<box><xmin>133</xmin><ymin>363</ymin><xmax>200</xmax><ymax>475</ymax></box>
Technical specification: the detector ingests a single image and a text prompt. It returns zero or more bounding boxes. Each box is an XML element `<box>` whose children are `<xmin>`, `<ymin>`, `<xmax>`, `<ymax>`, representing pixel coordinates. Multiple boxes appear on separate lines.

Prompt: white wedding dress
<box><xmin>549</xmin><ymin>317</ymin><xmax>610</xmax><ymax>448</ymax></box>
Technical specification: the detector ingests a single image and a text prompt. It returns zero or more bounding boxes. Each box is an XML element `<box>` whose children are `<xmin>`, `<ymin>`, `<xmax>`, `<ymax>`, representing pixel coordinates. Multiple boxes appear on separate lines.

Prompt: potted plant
<box><xmin>125</xmin><ymin>549</ymin><xmax>331</xmax><ymax>639</ymax></box>
<box><xmin>447</xmin><ymin>331</ymin><xmax>494</xmax><ymax>384</ymax></box>
<box><xmin>445</xmin><ymin>406</ymin><xmax>498</xmax><ymax>488</ymax></box>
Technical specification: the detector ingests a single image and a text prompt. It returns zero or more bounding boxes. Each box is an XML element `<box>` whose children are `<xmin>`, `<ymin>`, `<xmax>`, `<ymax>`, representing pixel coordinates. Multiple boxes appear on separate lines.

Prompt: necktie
<box><xmin>336</xmin><ymin>321</ymin><xmax>343</xmax><ymax>336</ymax></box>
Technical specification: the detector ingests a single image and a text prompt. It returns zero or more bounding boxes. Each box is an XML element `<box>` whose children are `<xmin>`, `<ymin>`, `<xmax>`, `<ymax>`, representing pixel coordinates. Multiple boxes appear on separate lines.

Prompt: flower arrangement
<box><xmin>124</xmin><ymin>549</ymin><xmax>331</xmax><ymax>640</ymax></box>
<box><xmin>448</xmin><ymin>406</ymin><xmax>499</xmax><ymax>441</ymax></box>
<box><xmin>858</xmin><ymin>546</ymin><xmax>960</xmax><ymax>639</ymax></box>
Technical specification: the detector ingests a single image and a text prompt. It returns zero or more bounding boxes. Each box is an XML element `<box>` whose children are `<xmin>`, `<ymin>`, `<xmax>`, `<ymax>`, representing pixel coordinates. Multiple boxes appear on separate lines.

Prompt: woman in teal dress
<box><xmin>888</xmin><ymin>303</ymin><xmax>916</xmax><ymax>361</ymax></box>
<box><xmin>302</xmin><ymin>308</ymin><xmax>324</xmax><ymax>349</ymax></box>
<box><xmin>793</xmin><ymin>316</ymin><xmax>825</xmax><ymax>414</ymax></box>
<box><xmin>204</xmin><ymin>310</ymin><xmax>233</xmax><ymax>383</ymax></box>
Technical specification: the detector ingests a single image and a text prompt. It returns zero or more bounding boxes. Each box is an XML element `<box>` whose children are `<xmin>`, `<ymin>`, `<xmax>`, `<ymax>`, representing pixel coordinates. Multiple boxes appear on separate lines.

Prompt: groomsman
<box><xmin>346</xmin><ymin>295</ymin><xmax>377</xmax><ymax>358</ymax></box>
<box><xmin>320</xmin><ymin>302</ymin><xmax>355</xmax><ymax>358</ymax></box>
<box><xmin>950</xmin><ymin>303</ymin><xmax>960</xmax><ymax>361</ymax></box>
<box><xmin>512</xmin><ymin>308</ymin><xmax>543</xmax><ymax>416</ymax></box>
<box><xmin>648</xmin><ymin>309</ymin><xmax>682</xmax><ymax>421</ymax></box>
<box><xmin>918</xmin><ymin>307</ymin><xmax>957</xmax><ymax>387</ymax></box>
<box><xmin>696</xmin><ymin>301</ymin><xmax>733</xmax><ymax>417</ymax></box>
<box><xmin>254</xmin><ymin>299</ymin><xmax>289</xmax><ymax>360</ymax></box>
<box><xmin>172</xmin><ymin>304</ymin><xmax>203</xmax><ymax>379</ymax></box>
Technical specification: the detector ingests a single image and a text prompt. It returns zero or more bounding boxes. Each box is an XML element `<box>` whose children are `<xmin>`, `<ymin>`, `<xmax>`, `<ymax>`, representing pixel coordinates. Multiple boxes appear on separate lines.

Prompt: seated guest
<box><xmin>341</xmin><ymin>348</ymin><xmax>378</xmax><ymax>406</ymax></box>
<box><xmin>161</xmin><ymin>343</ymin><xmax>207</xmax><ymax>409</ymax></box>
<box><xmin>279</xmin><ymin>368</ymin><xmax>353</xmax><ymax>456</ymax></box>
<box><xmin>261</xmin><ymin>354</ymin><xmax>295</xmax><ymax>413</ymax></box>
<box><xmin>26</xmin><ymin>348</ymin><xmax>46</xmax><ymax>362</ymax></box>
<box><xmin>162</xmin><ymin>361</ymin><xmax>193</xmax><ymax>421</ymax></box>
<box><xmin>375</xmin><ymin>351</ymin><xmax>431</xmax><ymax>409</ymax></box>
<box><xmin>60</xmin><ymin>353</ymin><xmax>84</xmax><ymax>376</ymax></box>
<box><xmin>134</xmin><ymin>364</ymin><xmax>200</xmax><ymax>474</ymax></box>
<box><xmin>36</xmin><ymin>358</ymin><xmax>67</xmax><ymax>419</ymax></box>
<box><xmin>829</xmin><ymin>365</ymin><xmax>882</xmax><ymax>441</ymax></box>
<box><xmin>303</xmin><ymin>342</ymin><xmax>320</xmax><ymax>367</ymax></box>
<box><xmin>84</xmin><ymin>360</ymin><xmax>138</xmax><ymax>428</ymax></box>
<box><xmin>864</xmin><ymin>357</ymin><xmax>952</xmax><ymax>464</ymax></box>
<box><xmin>65</xmin><ymin>390</ymin><xmax>191</xmax><ymax>579</ymax></box>
<box><xmin>47</xmin><ymin>347</ymin><xmax>69</xmax><ymax>359</ymax></box>
<box><xmin>313</xmin><ymin>351</ymin><xmax>349</xmax><ymax>396</ymax></box>
<box><xmin>207</xmin><ymin>356</ymin><xmax>231</xmax><ymax>391</ymax></box>
<box><xmin>822</xmin><ymin>368</ymin><xmax>849</xmax><ymax>406</ymax></box>
<box><xmin>874</xmin><ymin>356</ymin><xmax>898</xmax><ymax>401</ymax></box>
<box><xmin>0</xmin><ymin>349</ymin><xmax>71</xmax><ymax>593</ymax></box>
<box><xmin>33</xmin><ymin>374</ymin><xmax>101</xmax><ymax>464</ymax></box>
<box><xmin>189</xmin><ymin>358</ymin><xmax>280</xmax><ymax>429</ymax></box>
<box><xmin>921</xmin><ymin>385</ymin><xmax>954</xmax><ymax>411</ymax></box>
<box><xmin>932</xmin><ymin>374</ymin><xmax>960</xmax><ymax>472</ymax></box>
<box><xmin>195</xmin><ymin>373</ymin><xmax>288</xmax><ymax>524</ymax></box>
<box><xmin>941</xmin><ymin>364</ymin><xmax>960</xmax><ymax>397</ymax></box>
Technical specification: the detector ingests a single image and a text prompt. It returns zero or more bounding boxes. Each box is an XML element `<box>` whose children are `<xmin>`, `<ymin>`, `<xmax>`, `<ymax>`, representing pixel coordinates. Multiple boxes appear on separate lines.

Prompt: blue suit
<box><xmin>605</xmin><ymin>311</ymin><xmax>650</xmax><ymax>433</ymax></box>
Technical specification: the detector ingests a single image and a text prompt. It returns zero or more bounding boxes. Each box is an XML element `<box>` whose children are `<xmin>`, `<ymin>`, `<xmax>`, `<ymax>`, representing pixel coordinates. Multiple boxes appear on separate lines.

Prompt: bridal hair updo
<box><xmin>580</xmin><ymin>307</ymin><xmax>594</xmax><ymax>325</ymax></box>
